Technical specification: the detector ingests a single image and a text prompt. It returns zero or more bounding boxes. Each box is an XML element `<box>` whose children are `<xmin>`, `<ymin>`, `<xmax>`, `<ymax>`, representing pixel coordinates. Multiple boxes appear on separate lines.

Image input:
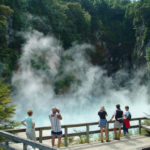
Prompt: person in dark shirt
<box><xmin>110</xmin><ymin>104</ymin><xmax>123</xmax><ymax>140</ymax></box>
<box><xmin>98</xmin><ymin>106</ymin><xmax>110</xmax><ymax>143</ymax></box>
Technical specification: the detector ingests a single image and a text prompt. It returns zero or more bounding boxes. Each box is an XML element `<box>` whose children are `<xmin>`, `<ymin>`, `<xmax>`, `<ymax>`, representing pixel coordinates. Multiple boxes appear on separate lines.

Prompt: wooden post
<box><xmin>107</xmin><ymin>122</ymin><xmax>109</xmax><ymax>140</ymax></box>
<box><xmin>39</xmin><ymin>129</ymin><xmax>43</xmax><ymax>143</ymax></box>
<box><xmin>86</xmin><ymin>125</ymin><xmax>90</xmax><ymax>143</ymax></box>
<box><xmin>64</xmin><ymin>127</ymin><xmax>68</xmax><ymax>147</ymax></box>
<box><xmin>139</xmin><ymin>119</ymin><xmax>141</xmax><ymax>134</ymax></box>
<box><xmin>23</xmin><ymin>143</ymin><xmax>27</xmax><ymax>150</ymax></box>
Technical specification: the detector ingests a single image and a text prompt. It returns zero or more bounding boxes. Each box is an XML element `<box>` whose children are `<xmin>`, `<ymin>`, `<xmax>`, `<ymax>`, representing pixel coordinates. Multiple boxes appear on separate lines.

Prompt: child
<box><xmin>21</xmin><ymin>110</ymin><xmax>36</xmax><ymax>141</ymax></box>
<box><xmin>123</xmin><ymin>106</ymin><xmax>131</xmax><ymax>138</ymax></box>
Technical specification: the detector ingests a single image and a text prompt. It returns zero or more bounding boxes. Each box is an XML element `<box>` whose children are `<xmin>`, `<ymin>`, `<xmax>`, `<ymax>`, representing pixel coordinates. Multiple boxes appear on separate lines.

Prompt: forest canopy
<box><xmin>0</xmin><ymin>0</ymin><xmax>150</xmax><ymax>80</ymax></box>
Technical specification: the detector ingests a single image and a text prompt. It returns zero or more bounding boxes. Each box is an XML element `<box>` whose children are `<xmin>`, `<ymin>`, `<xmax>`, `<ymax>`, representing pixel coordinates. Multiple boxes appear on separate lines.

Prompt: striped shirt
<box><xmin>49</xmin><ymin>114</ymin><xmax>62</xmax><ymax>132</ymax></box>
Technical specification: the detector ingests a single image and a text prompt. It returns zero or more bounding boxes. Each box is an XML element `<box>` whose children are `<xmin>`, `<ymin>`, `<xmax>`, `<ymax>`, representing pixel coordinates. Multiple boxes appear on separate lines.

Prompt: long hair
<box><xmin>100</xmin><ymin>106</ymin><xmax>105</xmax><ymax>112</ymax></box>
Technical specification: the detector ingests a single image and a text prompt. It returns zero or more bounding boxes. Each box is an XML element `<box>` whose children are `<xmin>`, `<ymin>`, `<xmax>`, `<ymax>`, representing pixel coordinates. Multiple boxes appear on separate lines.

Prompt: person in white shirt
<box><xmin>123</xmin><ymin>106</ymin><xmax>131</xmax><ymax>137</ymax></box>
<box><xmin>49</xmin><ymin>107</ymin><xmax>62</xmax><ymax>148</ymax></box>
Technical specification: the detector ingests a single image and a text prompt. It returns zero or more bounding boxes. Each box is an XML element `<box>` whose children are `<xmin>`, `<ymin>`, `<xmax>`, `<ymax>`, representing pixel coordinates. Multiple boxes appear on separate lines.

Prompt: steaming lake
<box><xmin>11</xmin><ymin>32</ymin><xmax>150</xmax><ymax>128</ymax></box>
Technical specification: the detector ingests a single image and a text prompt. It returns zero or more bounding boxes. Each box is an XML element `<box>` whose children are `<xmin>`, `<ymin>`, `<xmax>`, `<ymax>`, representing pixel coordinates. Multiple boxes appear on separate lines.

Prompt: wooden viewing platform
<box><xmin>62</xmin><ymin>135</ymin><xmax>150</xmax><ymax>150</ymax></box>
<box><xmin>0</xmin><ymin>117</ymin><xmax>150</xmax><ymax>150</ymax></box>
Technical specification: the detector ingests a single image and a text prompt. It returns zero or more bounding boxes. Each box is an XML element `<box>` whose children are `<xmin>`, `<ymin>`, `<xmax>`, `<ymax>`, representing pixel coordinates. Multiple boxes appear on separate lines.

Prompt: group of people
<box><xmin>98</xmin><ymin>104</ymin><xmax>131</xmax><ymax>143</ymax></box>
<box><xmin>21</xmin><ymin>104</ymin><xmax>131</xmax><ymax>148</ymax></box>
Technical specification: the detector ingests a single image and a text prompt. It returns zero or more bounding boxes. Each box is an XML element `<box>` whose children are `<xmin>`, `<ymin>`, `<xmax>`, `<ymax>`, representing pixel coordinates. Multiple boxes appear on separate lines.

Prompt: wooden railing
<box><xmin>1</xmin><ymin>117</ymin><xmax>147</xmax><ymax>148</ymax></box>
<box><xmin>0</xmin><ymin>130</ymin><xmax>55</xmax><ymax>150</ymax></box>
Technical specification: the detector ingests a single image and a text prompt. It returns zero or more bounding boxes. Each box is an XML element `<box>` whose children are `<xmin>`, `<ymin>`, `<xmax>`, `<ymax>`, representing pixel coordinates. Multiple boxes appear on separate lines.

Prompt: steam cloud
<box><xmin>12</xmin><ymin>31</ymin><xmax>150</xmax><ymax>127</ymax></box>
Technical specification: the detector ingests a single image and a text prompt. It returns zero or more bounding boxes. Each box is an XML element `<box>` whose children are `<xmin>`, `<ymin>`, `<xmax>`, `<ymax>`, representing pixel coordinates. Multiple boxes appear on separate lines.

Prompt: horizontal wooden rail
<box><xmin>0</xmin><ymin>131</ymin><xmax>56</xmax><ymax>150</ymax></box>
<box><xmin>1</xmin><ymin>117</ymin><xmax>148</xmax><ymax>148</ymax></box>
<box><xmin>5</xmin><ymin>117</ymin><xmax>147</xmax><ymax>133</ymax></box>
<box><xmin>35</xmin><ymin>125</ymin><xmax>140</xmax><ymax>141</ymax></box>
<box><xmin>141</xmin><ymin>125</ymin><xmax>150</xmax><ymax>132</ymax></box>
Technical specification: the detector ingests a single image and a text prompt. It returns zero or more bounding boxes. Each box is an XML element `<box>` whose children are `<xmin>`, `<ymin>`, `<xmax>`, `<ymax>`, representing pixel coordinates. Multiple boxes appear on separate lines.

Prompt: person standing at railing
<box><xmin>49</xmin><ymin>107</ymin><xmax>62</xmax><ymax>148</ymax></box>
<box><xmin>98</xmin><ymin>106</ymin><xmax>110</xmax><ymax>143</ymax></box>
<box><xmin>110</xmin><ymin>104</ymin><xmax>123</xmax><ymax>140</ymax></box>
<box><xmin>123</xmin><ymin>106</ymin><xmax>131</xmax><ymax>138</ymax></box>
<box><xmin>21</xmin><ymin>110</ymin><xmax>36</xmax><ymax>142</ymax></box>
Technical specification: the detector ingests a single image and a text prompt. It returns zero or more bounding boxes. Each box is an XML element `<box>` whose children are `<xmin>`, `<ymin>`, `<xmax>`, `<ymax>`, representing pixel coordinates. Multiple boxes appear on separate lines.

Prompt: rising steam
<box><xmin>12</xmin><ymin>31</ymin><xmax>150</xmax><ymax>126</ymax></box>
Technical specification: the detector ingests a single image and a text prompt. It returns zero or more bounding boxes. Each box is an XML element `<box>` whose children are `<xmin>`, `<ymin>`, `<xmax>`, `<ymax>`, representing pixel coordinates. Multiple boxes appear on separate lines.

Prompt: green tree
<box><xmin>0</xmin><ymin>4</ymin><xmax>13</xmax><ymax>45</ymax></box>
<box><xmin>0</xmin><ymin>0</ymin><xmax>150</xmax><ymax>80</ymax></box>
<box><xmin>146</xmin><ymin>47</ymin><xmax>150</xmax><ymax>69</ymax></box>
<box><xmin>0</xmin><ymin>79</ymin><xmax>16</xmax><ymax>129</ymax></box>
<box><xmin>63</xmin><ymin>2</ymin><xmax>91</xmax><ymax>46</ymax></box>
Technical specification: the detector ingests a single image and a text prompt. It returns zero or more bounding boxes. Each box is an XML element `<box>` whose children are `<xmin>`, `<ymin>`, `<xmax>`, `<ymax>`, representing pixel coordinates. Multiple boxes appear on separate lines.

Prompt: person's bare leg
<box><xmin>114</xmin><ymin>128</ymin><xmax>117</xmax><ymax>138</ymax></box>
<box><xmin>118</xmin><ymin>128</ymin><xmax>121</xmax><ymax>139</ymax></box>
<box><xmin>101</xmin><ymin>128</ymin><xmax>103</xmax><ymax>140</ymax></box>
<box><xmin>105</xmin><ymin>128</ymin><xmax>108</xmax><ymax>140</ymax></box>
<box><xmin>52</xmin><ymin>136</ymin><xmax>55</xmax><ymax>147</ymax></box>
<box><xmin>58</xmin><ymin>136</ymin><xmax>61</xmax><ymax>148</ymax></box>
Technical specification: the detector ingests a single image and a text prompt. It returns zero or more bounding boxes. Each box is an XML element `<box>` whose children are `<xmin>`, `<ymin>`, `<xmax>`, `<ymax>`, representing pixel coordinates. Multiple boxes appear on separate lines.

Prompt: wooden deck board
<box><xmin>9</xmin><ymin>135</ymin><xmax>150</xmax><ymax>150</ymax></box>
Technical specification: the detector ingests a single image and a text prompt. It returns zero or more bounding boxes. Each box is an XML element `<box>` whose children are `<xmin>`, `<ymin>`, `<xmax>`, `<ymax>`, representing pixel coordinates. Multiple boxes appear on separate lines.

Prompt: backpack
<box><xmin>127</xmin><ymin>113</ymin><xmax>131</xmax><ymax>120</ymax></box>
<box><xmin>115</xmin><ymin>110</ymin><xmax>123</xmax><ymax>123</ymax></box>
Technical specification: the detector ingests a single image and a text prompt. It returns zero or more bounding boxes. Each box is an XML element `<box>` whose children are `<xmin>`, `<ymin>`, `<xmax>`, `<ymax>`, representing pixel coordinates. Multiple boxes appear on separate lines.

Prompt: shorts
<box><xmin>26</xmin><ymin>128</ymin><xmax>36</xmax><ymax>141</ymax></box>
<box><xmin>99</xmin><ymin>119</ymin><xmax>107</xmax><ymax>128</ymax></box>
<box><xmin>51</xmin><ymin>131</ymin><xmax>62</xmax><ymax>137</ymax></box>
<box><xmin>114</xmin><ymin>120</ymin><xmax>122</xmax><ymax>129</ymax></box>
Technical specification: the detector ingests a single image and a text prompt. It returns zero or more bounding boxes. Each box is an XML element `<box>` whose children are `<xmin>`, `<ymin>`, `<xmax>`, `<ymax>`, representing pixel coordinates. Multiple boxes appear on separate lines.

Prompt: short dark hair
<box><xmin>116</xmin><ymin>104</ymin><xmax>120</xmax><ymax>109</ymax></box>
<box><xmin>27</xmin><ymin>110</ymin><xmax>33</xmax><ymax>116</ymax></box>
<box><xmin>125</xmin><ymin>106</ymin><xmax>129</xmax><ymax>109</ymax></box>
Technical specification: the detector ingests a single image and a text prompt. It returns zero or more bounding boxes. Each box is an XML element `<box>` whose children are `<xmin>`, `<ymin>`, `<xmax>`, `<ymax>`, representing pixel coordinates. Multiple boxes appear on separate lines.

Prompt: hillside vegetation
<box><xmin>0</xmin><ymin>0</ymin><xmax>150</xmax><ymax>80</ymax></box>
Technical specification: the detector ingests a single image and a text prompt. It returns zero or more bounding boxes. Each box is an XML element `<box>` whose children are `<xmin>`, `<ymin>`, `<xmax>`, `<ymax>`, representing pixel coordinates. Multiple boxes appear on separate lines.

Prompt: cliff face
<box><xmin>132</xmin><ymin>0</ymin><xmax>150</xmax><ymax>69</ymax></box>
<box><xmin>132</xmin><ymin>23</ymin><xmax>150</xmax><ymax>68</ymax></box>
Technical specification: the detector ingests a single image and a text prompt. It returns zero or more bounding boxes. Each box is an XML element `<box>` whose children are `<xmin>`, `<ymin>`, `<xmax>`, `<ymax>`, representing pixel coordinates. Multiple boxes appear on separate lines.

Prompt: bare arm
<box><xmin>110</xmin><ymin>115</ymin><xmax>114</xmax><ymax>121</ymax></box>
<box><xmin>21</xmin><ymin>121</ymin><xmax>26</xmax><ymax>127</ymax></box>
<box><xmin>32</xmin><ymin>121</ymin><xmax>35</xmax><ymax>129</ymax></box>
<box><xmin>57</xmin><ymin>114</ymin><xmax>62</xmax><ymax>120</ymax></box>
<box><xmin>106</xmin><ymin>111</ymin><xmax>108</xmax><ymax>117</ymax></box>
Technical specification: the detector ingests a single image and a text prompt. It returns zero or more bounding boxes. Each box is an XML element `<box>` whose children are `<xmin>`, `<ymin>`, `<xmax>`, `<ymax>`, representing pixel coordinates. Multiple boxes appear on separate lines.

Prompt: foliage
<box><xmin>54</xmin><ymin>75</ymin><xmax>76</xmax><ymax>94</ymax></box>
<box><xmin>146</xmin><ymin>47</ymin><xmax>150</xmax><ymax>69</ymax></box>
<box><xmin>0</xmin><ymin>79</ymin><xmax>16</xmax><ymax>129</ymax></box>
<box><xmin>0</xmin><ymin>4</ymin><xmax>13</xmax><ymax>44</ymax></box>
<box><xmin>68</xmin><ymin>137</ymin><xmax>74</xmax><ymax>143</ymax></box>
<box><xmin>0</xmin><ymin>0</ymin><xmax>150</xmax><ymax>85</ymax></box>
